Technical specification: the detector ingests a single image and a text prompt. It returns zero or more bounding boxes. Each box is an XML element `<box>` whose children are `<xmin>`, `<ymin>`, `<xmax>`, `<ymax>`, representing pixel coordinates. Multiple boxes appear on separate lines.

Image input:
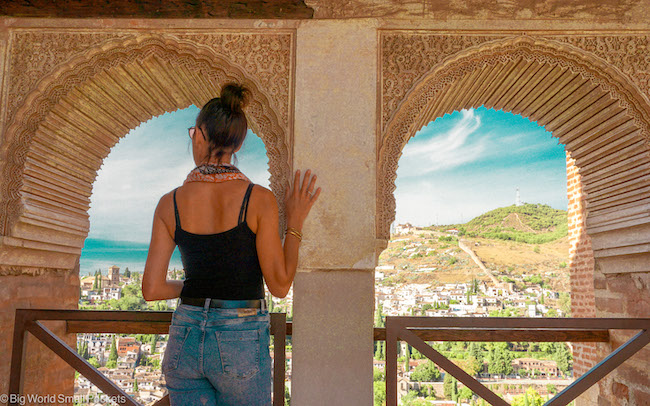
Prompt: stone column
<box><xmin>291</xmin><ymin>19</ymin><xmax>378</xmax><ymax>406</ymax></box>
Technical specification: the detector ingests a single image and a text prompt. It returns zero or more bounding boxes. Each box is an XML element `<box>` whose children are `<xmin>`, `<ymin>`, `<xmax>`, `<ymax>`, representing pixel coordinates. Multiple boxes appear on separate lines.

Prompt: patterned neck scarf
<box><xmin>183</xmin><ymin>163</ymin><xmax>250</xmax><ymax>184</ymax></box>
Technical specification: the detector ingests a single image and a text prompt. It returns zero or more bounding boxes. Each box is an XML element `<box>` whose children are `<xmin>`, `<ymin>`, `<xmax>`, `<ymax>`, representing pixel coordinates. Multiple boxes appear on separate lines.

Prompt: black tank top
<box><xmin>173</xmin><ymin>183</ymin><xmax>264</xmax><ymax>300</ymax></box>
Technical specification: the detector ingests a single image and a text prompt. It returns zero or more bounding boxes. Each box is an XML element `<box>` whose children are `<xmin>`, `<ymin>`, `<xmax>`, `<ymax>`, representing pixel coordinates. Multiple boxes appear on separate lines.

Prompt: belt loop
<box><xmin>261</xmin><ymin>299</ymin><xmax>267</xmax><ymax>312</ymax></box>
<box><xmin>204</xmin><ymin>298</ymin><xmax>211</xmax><ymax>311</ymax></box>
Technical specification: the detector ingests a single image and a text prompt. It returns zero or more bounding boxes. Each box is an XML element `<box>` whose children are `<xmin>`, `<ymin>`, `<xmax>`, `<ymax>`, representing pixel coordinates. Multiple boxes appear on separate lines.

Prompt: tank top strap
<box><xmin>173</xmin><ymin>188</ymin><xmax>181</xmax><ymax>229</ymax></box>
<box><xmin>238</xmin><ymin>183</ymin><xmax>255</xmax><ymax>225</ymax></box>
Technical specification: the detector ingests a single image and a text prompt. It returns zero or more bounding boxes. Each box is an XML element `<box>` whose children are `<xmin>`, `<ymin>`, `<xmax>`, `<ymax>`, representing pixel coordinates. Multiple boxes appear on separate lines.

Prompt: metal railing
<box><xmin>384</xmin><ymin>316</ymin><xmax>650</xmax><ymax>406</ymax></box>
<box><xmin>9</xmin><ymin>309</ymin><xmax>291</xmax><ymax>406</ymax></box>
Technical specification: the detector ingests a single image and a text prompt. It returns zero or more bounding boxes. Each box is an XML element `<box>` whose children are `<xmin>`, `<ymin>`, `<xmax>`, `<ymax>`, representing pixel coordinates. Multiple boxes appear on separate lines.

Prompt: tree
<box><xmin>374</xmin><ymin>381</ymin><xmax>386</xmax><ymax>406</ymax></box>
<box><xmin>109</xmin><ymin>336</ymin><xmax>118</xmax><ymax>363</ymax></box>
<box><xmin>410</xmin><ymin>361</ymin><xmax>441</xmax><ymax>382</ymax></box>
<box><xmin>88</xmin><ymin>357</ymin><xmax>100</xmax><ymax>368</ymax></box>
<box><xmin>443</xmin><ymin>373</ymin><xmax>454</xmax><ymax>398</ymax></box>
<box><xmin>124</xmin><ymin>267</ymin><xmax>131</xmax><ymax>278</ymax></box>
<box><xmin>458</xmin><ymin>387</ymin><xmax>473</xmax><ymax>402</ymax></box>
<box><xmin>553</xmin><ymin>342</ymin><xmax>572</xmax><ymax>375</ymax></box>
<box><xmin>375</xmin><ymin>302</ymin><xmax>385</xmax><ymax>327</ymax></box>
<box><xmin>512</xmin><ymin>388</ymin><xmax>544</xmax><ymax>406</ymax></box>
<box><xmin>285</xmin><ymin>384</ymin><xmax>292</xmax><ymax>406</ymax></box>
<box><xmin>151</xmin><ymin>334</ymin><xmax>159</xmax><ymax>354</ymax></box>
<box><xmin>404</xmin><ymin>345</ymin><xmax>411</xmax><ymax>373</ymax></box>
<box><xmin>452</xmin><ymin>378</ymin><xmax>458</xmax><ymax>401</ymax></box>
<box><xmin>488</xmin><ymin>344</ymin><xmax>513</xmax><ymax>376</ymax></box>
<box><xmin>469</xmin><ymin>342</ymin><xmax>484</xmax><ymax>363</ymax></box>
<box><xmin>133</xmin><ymin>378</ymin><xmax>139</xmax><ymax>392</ymax></box>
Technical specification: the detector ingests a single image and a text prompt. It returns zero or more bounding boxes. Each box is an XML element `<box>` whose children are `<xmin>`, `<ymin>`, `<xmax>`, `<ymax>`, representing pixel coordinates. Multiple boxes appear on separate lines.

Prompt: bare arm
<box><xmin>142</xmin><ymin>195</ymin><xmax>184</xmax><ymax>301</ymax></box>
<box><xmin>256</xmin><ymin>170</ymin><xmax>321</xmax><ymax>298</ymax></box>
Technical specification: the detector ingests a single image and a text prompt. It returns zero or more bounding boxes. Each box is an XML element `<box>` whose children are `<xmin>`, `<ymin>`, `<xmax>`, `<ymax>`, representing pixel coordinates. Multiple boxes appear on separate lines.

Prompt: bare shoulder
<box><xmin>250</xmin><ymin>184</ymin><xmax>278</xmax><ymax>215</ymax></box>
<box><xmin>154</xmin><ymin>189</ymin><xmax>178</xmax><ymax>233</ymax></box>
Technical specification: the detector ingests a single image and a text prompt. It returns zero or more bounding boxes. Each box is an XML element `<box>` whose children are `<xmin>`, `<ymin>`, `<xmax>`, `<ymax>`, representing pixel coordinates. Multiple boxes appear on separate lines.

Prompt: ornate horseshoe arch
<box><xmin>0</xmin><ymin>33</ymin><xmax>292</xmax><ymax>268</ymax></box>
<box><xmin>377</xmin><ymin>35</ymin><xmax>650</xmax><ymax>243</ymax></box>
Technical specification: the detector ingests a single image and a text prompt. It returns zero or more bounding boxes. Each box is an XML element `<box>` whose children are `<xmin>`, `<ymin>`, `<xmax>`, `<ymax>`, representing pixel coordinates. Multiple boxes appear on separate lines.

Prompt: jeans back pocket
<box><xmin>162</xmin><ymin>325</ymin><xmax>190</xmax><ymax>372</ymax></box>
<box><xmin>216</xmin><ymin>329</ymin><xmax>260</xmax><ymax>379</ymax></box>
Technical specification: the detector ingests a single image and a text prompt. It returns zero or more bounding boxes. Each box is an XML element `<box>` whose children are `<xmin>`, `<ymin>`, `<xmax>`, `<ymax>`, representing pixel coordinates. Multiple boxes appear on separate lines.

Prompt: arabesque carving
<box><xmin>553</xmin><ymin>35</ymin><xmax>650</xmax><ymax>102</ymax></box>
<box><xmin>381</xmin><ymin>33</ymin><xmax>505</xmax><ymax>131</ymax></box>
<box><xmin>378</xmin><ymin>33</ymin><xmax>650</xmax><ymax>241</ymax></box>
<box><xmin>1</xmin><ymin>32</ymin><xmax>293</xmax><ymax>256</ymax></box>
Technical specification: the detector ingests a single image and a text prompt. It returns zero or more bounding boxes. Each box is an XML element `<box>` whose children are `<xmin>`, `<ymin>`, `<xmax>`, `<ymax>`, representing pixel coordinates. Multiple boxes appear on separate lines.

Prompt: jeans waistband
<box><xmin>179</xmin><ymin>296</ymin><xmax>267</xmax><ymax>311</ymax></box>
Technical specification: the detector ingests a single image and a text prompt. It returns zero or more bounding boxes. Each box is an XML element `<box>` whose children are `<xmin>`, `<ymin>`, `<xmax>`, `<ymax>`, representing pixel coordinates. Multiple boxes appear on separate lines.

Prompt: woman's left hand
<box><xmin>285</xmin><ymin>169</ymin><xmax>321</xmax><ymax>231</ymax></box>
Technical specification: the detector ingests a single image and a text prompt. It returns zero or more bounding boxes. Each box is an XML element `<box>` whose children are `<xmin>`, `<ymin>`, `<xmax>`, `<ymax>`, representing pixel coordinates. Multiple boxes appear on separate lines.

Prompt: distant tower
<box><xmin>109</xmin><ymin>265</ymin><xmax>120</xmax><ymax>286</ymax></box>
<box><xmin>515</xmin><ymin>187</ymin><xmax>522</xmax><ymax>206</ymax></box>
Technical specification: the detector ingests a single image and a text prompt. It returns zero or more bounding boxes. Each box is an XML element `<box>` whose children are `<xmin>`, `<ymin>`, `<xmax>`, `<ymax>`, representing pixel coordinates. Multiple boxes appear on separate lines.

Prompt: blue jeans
<box><xmin>162</xmin><ymin>300</ymin><xmax>272</xmax><ymax>405</ymax></box>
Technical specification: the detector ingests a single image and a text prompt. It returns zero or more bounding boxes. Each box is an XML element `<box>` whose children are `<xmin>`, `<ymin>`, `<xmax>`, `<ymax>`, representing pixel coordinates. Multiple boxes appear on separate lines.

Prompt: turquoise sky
<box><xmin>86</xmin><ymin>105</ymin><xmax>567</xmax><ymax>243</ymax></box>
<box><xmin>395</xmin><ymin>106</ymin><xmax>567</xmax><ymax>226</ymax></box>
<box><xmin>87</xmin><ymin>105</ymin><xmax>269</xmax><ymax>243</ymax></box>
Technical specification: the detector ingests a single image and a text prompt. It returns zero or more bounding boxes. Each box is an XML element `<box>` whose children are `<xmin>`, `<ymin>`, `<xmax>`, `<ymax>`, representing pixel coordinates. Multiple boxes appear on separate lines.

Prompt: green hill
<box><xmin>447</xmin><ymin>203</ymin><xmax>568</xmax><ymax>244</ymax></box>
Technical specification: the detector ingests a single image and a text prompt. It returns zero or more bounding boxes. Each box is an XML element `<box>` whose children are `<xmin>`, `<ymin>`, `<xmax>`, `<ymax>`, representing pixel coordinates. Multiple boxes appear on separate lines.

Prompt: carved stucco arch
<box><xmin>0</xmin><ymin>34</ymin><xmax>291</xmax><ymax>268</ymax></box>
<box><xmin>378</xmin><ymin>35</ymin><xmax>650</xmax><ymax>243</ymax></box>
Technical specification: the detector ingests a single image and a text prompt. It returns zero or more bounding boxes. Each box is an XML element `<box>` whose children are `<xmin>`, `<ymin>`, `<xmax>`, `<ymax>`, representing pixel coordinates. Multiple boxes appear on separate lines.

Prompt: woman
<box><xmin>142</xmin><ymin>83</ymin><xmax>320</xmax><ymax>405</ymax></box>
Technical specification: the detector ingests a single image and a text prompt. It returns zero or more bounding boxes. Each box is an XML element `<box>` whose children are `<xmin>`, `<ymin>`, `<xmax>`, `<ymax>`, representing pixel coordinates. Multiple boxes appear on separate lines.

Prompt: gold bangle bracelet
<box><xmin>286</xmin><ymin>227</ymin><xmax>303</xmax><ymax>242</ymax></box>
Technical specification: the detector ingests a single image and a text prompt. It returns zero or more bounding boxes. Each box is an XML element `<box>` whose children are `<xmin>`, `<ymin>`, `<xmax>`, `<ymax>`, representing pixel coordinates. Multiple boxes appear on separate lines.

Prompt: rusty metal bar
<box><xmin>388</xmin><ymin>316</ymin><xmax>650</xmax><ymax>330</ymax></box>
<box><xmin>25</xmin><ymin>320</ymin><xmax>139</xmax><ymax>406</ymax></box>
<box><xmin>271</xmin><ymin>313</ymin><xmax>287</xmax><ymax>406</ymax></box>
<box><xmin>545</xmin><ymin>329</ymin><xmax>650</xmax><ymax>406</ymax></box>
<box><xmin>67</xmin><ymin>318</ymin><xmax>294</xmax><ymax>336</ymax></box>
<box><xmin>399</xmin><ymin>327</ymin><xmax>509</xmax><ymax>406</ymax></box>
<box><xmin>67</xmin><ymin>321</ymin><xmax>172</xmax><ymax>334</ymax></box>
<box><xmin>12</xmin><ymin>309</ymin><xmax>291</xmax><ymax>406</ymax></box>
<box><xmin>8</xmin><ymin>309</ymin><xmax>30</xmax><ymax>406</ymax></box>
<box><xmin>373</xmin><ymin>327</ymin><xmax>609</xmax><ymax>342</ymax></box>
<box><xmin>18</xmin><ymin>309</ymin><xmax>174</xmax><ymax>322</ymax></box>
<box><xmin>152</xmin><ymin>395</ymin><xmax>170</xmax><ymax>406</ymax></box>
<box><xmin>385</xmin><ymin>317</ymin><xmax>399</xmax><ymax>406</ymax></box>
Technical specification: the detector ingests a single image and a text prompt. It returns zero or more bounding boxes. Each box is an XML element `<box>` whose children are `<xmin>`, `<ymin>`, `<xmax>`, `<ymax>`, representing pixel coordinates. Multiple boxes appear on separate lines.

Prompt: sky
<box><xmin>86</xmin><ymin>105</ymin><xmax>270</xmax><ymax>244</ymax></box>
<box><xmin>394</xmin><ymin>106</ymin><xmax>567</xmax><ymax>226</ymax></box>
<box><xmin>86</xmin><ymin>105</ymin><xmax>567</xmax><ymax>243</ymax></box>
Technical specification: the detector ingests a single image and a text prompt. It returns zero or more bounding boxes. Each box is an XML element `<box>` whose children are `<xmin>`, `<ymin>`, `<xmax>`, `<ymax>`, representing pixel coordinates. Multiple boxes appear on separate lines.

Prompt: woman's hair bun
<box><xmin>220</xmin><ymin>83</ymin><xmax>250</xmax><ymax>112</ymax></box>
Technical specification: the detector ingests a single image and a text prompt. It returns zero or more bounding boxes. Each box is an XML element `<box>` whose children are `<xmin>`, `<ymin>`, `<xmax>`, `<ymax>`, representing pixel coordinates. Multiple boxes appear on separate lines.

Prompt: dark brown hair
<box><xmin>196</xmin><ymin>83</ymin><xmax>250</xmax><ymax>163</ymax></box>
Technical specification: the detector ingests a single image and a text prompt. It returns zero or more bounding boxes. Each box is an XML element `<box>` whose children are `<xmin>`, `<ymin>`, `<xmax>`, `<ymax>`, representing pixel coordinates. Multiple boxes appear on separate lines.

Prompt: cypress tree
<box><xmin>109</xmin><ymin>336</ymin><xmax>118</xmax><ymax>363</ymax></box>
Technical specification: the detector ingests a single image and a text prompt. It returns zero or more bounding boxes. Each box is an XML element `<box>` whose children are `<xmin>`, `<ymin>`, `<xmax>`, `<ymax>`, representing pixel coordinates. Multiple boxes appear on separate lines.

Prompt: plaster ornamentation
<box><xmin>380</xmin><ymin>33</ymin><xmax>505</xmax><ymax>132</ymax></box>
<box><xmin>5</xmin><ymin>31</ymin><xmax>131</xmax><ymax>127</ymax></box>
<box><xmin>1</xmin><ymin>32</ymin><xmax>293</xmax><ymax>252</ymax></box>
<box><xmin>378</xmin><ymin>33</ymin><xmax>650</xmax><ymax>241</ymax></box>
<box><xmin>553</xmin><ymin>35</ymin><xmax>650</xmax><ymax>103</ymax></box>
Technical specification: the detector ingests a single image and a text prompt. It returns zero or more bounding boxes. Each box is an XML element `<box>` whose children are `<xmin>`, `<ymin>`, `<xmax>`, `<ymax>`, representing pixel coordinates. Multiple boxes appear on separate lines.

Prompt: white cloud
<box><xmin>398</xmin><ymin>109</ymin><xmax>485</xmax><ymax>177</ymax></box>
<box><xmin>87</xmin><ymin>108</ymin><xmax>272</xmax><ymax>243</ymax></box>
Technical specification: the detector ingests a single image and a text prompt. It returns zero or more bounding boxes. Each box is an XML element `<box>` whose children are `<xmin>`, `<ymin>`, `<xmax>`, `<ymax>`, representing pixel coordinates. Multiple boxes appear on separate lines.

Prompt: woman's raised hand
<box><xmin>285</xmin><ymin>169</ymin><xmax>321</xmax><ymax>231</ymax></box>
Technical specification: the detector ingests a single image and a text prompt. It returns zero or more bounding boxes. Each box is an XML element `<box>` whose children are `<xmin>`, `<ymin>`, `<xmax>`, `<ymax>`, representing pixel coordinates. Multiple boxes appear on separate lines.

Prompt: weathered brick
<box><xmin>632</xmin><ymin>388</ymin><xmax>650</xmax><ymax>406</ymax></box>
<box><xmin>612</xmin><ymin>381</ymin><xmax>629</xmax><ymax>401</ymax></box>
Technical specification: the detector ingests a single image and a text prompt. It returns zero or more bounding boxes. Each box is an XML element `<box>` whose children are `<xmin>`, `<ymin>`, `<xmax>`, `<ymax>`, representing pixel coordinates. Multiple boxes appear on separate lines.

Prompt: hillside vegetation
<box><xmin>440</xmin><ymin>203</ymin><xmax>568</xmax><ymax>244</ymax></box>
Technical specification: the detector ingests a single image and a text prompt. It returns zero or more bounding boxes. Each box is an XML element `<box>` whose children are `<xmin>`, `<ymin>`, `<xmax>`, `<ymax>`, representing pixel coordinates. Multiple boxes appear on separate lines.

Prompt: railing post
<box><xmin>271</xmin><ymin>313</ymin><xmax>287</xmax><ymax>406</ymax></box>
<box><xmin>8</xmin><ymin>309</ymin><xmax>30</xmax><ymax>406</ymax></box>
<box><xmin>385</xmin><ymin>317</ymin><xmax>398</xmax><ymax>406</ymax></box>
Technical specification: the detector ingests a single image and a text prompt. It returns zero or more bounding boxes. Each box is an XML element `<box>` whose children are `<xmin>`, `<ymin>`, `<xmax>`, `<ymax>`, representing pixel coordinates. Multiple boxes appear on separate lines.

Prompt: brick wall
<box><xmin>566</xmin><ymin>154</ymin><xmax>599</xmax><ymax>405</ymax></box>
<box><xmin>594</xmin><ymin>271</ymin><xmax>650</xmax><ymax>405</ymax></box>
<box><xmin>567</xmin><ymin>154</ymin><xmax>650</xmax><ymax>406</ymax></box>
<box><xmin>0</xmin><ymin>269</ymin><xmax>79</xmax><ymax>406</ymax></box>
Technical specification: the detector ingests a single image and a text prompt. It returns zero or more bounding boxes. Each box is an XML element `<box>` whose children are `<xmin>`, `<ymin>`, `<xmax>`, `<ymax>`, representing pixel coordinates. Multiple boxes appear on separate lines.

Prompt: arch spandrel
<box><xmin>0</xmin><ymin>33</ymin><xmax>292</xmax><ymax>268</ymax></box>
<box><xmin>378</xmin><ymin>35</ymin><xmax>650</xmax><ymax>250</ymax></box>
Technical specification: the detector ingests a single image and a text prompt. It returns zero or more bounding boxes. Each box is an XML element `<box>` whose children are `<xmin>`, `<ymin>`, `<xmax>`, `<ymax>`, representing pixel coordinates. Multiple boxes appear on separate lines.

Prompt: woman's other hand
<box><xmin>285</xmin><ymin>169</ymin><xmax>321</xmax><ymax>231</ymax></box>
